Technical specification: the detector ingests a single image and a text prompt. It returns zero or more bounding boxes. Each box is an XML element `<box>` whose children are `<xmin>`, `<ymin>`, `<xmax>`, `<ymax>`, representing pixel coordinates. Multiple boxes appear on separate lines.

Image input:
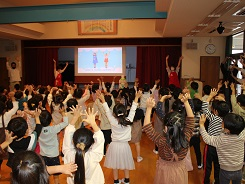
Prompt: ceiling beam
<box><xmin>0</xmin><ymin>2</ymin><xmax>167</xmax><ymax>24</ymax></box>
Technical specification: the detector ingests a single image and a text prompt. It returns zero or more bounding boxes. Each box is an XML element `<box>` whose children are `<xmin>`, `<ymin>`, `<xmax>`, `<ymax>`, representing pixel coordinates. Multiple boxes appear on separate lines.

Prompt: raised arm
<box><xmin>165</xmin><ymin>55</ymin><xmax>169</xmax><ymax>69</ymax></box>
<box><xmin>126</xmin><ymin>90</ymin><xmax>142</xmax><ymax>122</ymax></box>
<box><xmin>15</xmin><ymin>56</ymin><xmax>21</xmax><ymax>70</ymax></box>
<box><xmin>199</xmin><ymin>114</ymin><xmax>220</xmax><ymax>147</ymax></box>
<box><xmin>155</xmin><ymin>95</ymin><xmax>172</xmax><ymax>120</ymax></box>
<box><xmin>6</xmin><ymin>57</ymin><xmax>11</xmax><ymax>71</ymax></box>
<box><xmin>144</xmin><ymin>97</ymin><xmax>156</xmax><ymax>127</ymax></box>
<box><xmin>231</xmin><ymin>73</ymin><xmax>242</xmax><ymax>84</ymax></box>
<box><xmin>177</xmin><ymin>56</ymin><xmax>184</xmax><ymax>68</ymax></box>
<box><xmin>0</xmin><ymin>130</ymin><xmax>17</xmax><ymax>151</ymax></box>
<box><xmin>60</xmin><ymin>62</ymin><xmax>69</xmax><ymax>73</ymax></box>
<box><xmin>181</xmin><ymin>93</ymin><xmax>194</xmax><ymax>117</ymax></box>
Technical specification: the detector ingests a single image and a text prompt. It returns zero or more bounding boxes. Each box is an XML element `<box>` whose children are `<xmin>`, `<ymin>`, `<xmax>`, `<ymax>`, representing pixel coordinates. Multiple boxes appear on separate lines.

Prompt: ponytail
<box><xmin>73</xmin><ymin>128</ymin><xmax>94</xmax><ymax>184</ymax></box>
<box><xmin>74</xmin><ymin>146</ymin><xmax>85</xmax><ymax>184</ymax></box>
<box><xmin>113</xmin><ymin>103</ymin><xmax>133</xmax><ymax>126</ymax></box>
<box><xmin>164</xmin><ymin>112</ymin><xmax>188</xmax><ymax>153</ymax></box>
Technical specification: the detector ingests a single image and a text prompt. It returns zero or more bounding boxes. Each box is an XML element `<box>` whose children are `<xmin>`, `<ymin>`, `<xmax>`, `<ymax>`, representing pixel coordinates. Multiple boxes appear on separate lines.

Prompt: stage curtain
<box><xmin>23</xmin><ymin>48</ymin><xmax>58</xmax><ymax>86</ymax></box>
<box><xmin>136</xmin><ymin>46</ymin><xmax>181</xmax><ymax>87</ymax></box>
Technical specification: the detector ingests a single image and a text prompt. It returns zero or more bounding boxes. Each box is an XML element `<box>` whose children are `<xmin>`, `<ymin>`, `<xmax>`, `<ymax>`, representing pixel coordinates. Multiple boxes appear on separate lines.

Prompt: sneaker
<box><xmin>119</xmin><ymin>179</ymin><xmax>130</xmax><ymax>184</ymax></box>
<box><xmin>153</xmin><ymin>149</ymin><xmax>158</xmax><ymax>154</ymax></box>
<box><xmin>137</xmin><ymin>156</ymin><xmax>143</xmax><ymax>162</ymax></box>
<box><xmin>197</xmin><ymin>164</ymin><xmax>203</xmax><ymax>169</ymax></box>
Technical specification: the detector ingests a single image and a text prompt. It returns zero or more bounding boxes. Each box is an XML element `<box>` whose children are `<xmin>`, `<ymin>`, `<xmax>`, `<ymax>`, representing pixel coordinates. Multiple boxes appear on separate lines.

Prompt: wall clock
<box><xmin>205</xmin><ymin>44</ymin><xmax>216</xmax><ymax>54</ymax></box>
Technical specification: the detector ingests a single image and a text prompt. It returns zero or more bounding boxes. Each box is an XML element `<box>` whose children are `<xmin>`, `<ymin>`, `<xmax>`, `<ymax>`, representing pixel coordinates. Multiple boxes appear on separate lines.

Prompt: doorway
<box><xmin>200</xmin><ymin>56</ymin><xmax>220</xmax><ymax>88</ymax></box>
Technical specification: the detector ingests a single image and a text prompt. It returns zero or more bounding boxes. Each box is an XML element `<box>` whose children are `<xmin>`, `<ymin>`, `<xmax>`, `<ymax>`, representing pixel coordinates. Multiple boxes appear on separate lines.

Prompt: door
<box><xmin>0</xmin><ymin>57</ymin><xmax>9</xmax><ymax>91</ymax></box>
<box><xmin>200</xmin><ymin>56</ymin><xmax>220</xmax><ymax>88</ymax></box>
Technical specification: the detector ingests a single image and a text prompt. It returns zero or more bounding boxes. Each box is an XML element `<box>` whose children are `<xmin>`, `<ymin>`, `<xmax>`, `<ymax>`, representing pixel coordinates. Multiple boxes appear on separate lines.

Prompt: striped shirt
<box><xmin>200</xmin><ymin>126</ymin><xmax>245</xmax><ymax>171</ymax></box>
<box><xmin>202</xmin><ymin>101</ymin><xmax>222</xmax><ymax>136</ymax></box>
<box><xmin>143</xmin><ymin>117</ymin><xmax>194</xmax><ymax>161</ymax></box>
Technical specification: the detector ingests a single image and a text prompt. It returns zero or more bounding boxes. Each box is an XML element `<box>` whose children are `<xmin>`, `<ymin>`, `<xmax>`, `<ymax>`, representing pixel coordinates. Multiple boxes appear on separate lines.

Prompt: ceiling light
<box><xmin>198</xmin><ymin>24</ymin><xmax>208</xmax><ymax>27</ymax></box>
<box><xmin>191</xmin><ymin>30</ymin><xmax>200</xmax><ymax>32</ymax></box>
<box><xmin>208</xmin><ymin>14</ymin><xmax>221</xmax><ymax>17</ymax></box>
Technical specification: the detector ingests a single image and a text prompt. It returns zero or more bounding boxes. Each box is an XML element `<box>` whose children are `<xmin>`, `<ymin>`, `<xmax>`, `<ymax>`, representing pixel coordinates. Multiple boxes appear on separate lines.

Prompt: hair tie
<box><xmin>117</xmin><ymin>113</ymin><xmax>124</xmax><ymax>116</ymax></box>
<box><xmin>31</xmin><ymin>103</ymin><xmax>35</xmax><ymax>107</ymax></box>
<box><xmin>76</xmin><ymin>143</ymin><xmax>85</xmax><ymax>151</ymax></box>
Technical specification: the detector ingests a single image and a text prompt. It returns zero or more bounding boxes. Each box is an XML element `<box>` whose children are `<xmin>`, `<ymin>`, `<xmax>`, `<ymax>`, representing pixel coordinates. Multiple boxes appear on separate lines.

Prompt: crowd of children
<box><xmin>0</xmin><ymin>54</ymin><xmax>245</xmax><ymax>184</ymax></box>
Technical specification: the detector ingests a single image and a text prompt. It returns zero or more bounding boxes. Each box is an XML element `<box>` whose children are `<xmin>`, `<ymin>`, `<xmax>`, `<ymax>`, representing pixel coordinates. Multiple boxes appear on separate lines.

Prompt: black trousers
<box><xmin>190</xmin><ymin>136</ymin><xmax>202</xmax><ymax>166</ymax></box>
<box><xmin>203</xmin><ymin>145</ymin><xmax>220</xmax><ymax>184</ymax></box>
<box><xmin>101</xmin><ymin>129</ymin><xmax>112</xmax><ymax>155</ymax></box>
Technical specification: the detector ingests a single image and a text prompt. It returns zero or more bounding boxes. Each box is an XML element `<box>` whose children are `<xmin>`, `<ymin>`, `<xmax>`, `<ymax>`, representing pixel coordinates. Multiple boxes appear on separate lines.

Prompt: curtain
<box><xmin>23</xmin><ymin>48</ymin><xmax>58</xmax><ymax>86</ymax></box>
<box><xmin>136</xmin><ymin>46</ymin><xmax>181</xmax><ymax>87</ymax></box>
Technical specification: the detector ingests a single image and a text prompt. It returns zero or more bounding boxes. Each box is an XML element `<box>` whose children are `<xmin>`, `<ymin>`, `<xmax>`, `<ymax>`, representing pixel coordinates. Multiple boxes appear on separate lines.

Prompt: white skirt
<box><xmin>104</xmin><ymin>142</ymin><xmax>135</xmax><ymax>170</ymax></box>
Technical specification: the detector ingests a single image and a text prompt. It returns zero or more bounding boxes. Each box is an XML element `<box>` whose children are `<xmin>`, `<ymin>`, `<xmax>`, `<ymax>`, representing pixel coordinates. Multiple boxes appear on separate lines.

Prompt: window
<box><xmin>232</xmin><ymin>32</ymin><xmax>244</xmax><ymax>54</ymax></box>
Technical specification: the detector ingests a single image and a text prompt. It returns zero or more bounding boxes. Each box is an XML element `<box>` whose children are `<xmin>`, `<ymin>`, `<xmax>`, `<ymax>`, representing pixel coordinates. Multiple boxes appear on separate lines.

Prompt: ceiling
<box><xmin>0</xmin><ymin>0</ymin><xmax>244</xmax><ymax>39</ymax></box>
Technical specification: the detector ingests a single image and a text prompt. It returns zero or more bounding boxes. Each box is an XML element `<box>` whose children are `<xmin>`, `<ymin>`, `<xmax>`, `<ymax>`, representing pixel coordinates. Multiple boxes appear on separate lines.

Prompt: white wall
<box><xmin>0</xmin><ymin>39</ymin><xmax>22</xmax><ymax>59</ymax></box>
<box><xmin>0</xmin><ymin>39</ymin><xmax>22</xmax><ymax>75</ymax></box>
<box><xmin>181</xmin><ymin>37</ymin><xmax>226</xmax><ymax>79</ymax></box>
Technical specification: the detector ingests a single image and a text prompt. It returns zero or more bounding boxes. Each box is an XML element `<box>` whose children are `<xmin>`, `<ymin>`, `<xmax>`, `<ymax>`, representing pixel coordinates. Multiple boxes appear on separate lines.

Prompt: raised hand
<box><xmin>82</xmin><ymin>108</ymin><xmax>98</xmax><ymax>125</ymax></box>
<box><xmin>215</xmin><ymin>95</ymin><xmax>225</xmax><ymax>101</ymax></box>
<box><xmin>96</xmin><ymin>90</ymin><xmax>105</xmax><ymax>103</ymax></box>
<box><xmin>5</xmin><ymin>130</ymin><xmax>17</xmax><ymax>144</ymax></box>
<box><xmin>181</xmin><ymin>93</ymin><xmax>190</xmax><ymax>103</ymax></box>
<box><xmin>166</xmin><ymin>55</ymin><xmax>169</xmax><ymax>60</ymax></box>
<box><xmin>199</xmin><ymin>114</ymin><xmax>207</xmax><ymax>127</ymax></box>
<box><xmin>146</xmin><ymin>97</ymin><xmax>155</xmax><ymax>108</ymax></box>
<box><xmin>230</xmin><ymin>83</ymin><xmax>235</xmax><ymax>91</ymax></box>
<box><xmin>160</xmin><ymin>95</ymin><xmax>172</xmax><ymax>102</ymax></box>
<box><xmin>210</xmin><ymin>88</ymin><xmax>218</xmax><ymax>98</ymax></box>
<box><xmin>70</xmin><ymin>105</ymin><xmax>83</xmax><ymax>119</ymax></box>
<box><xmin>135</xmin><ymin>90</ymin><xmax>142</xmax><ymax>99</ymax></box>
<box><xmin>34</xmin><ymin>108</ymin><xmax>41</xmax><ymax>118</ymax></box>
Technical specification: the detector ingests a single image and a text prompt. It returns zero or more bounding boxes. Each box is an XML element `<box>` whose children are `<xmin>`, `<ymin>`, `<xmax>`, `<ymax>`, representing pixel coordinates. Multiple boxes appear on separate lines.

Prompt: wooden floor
<box><xmin>0</xmin><ymin>132</ymin><xmax>214</xmax><ymax>184</ymax></box>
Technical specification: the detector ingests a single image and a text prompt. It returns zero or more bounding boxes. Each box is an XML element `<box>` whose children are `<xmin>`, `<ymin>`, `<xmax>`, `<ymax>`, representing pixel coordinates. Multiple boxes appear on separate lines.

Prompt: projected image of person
<box><xmin>93</xmin><ymin>52</ymin><xmax>98</xmax><ymax>68</ymax></box>
<box><xmin>104</xmin><ymin>52</ymin><xmax>110</xmax><ymax>68</ymax></box>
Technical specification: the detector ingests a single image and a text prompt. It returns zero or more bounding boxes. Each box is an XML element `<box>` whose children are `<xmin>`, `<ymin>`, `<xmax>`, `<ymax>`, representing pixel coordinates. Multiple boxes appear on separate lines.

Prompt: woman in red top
<box><xmin>166</xmin><ymin>55</ymin><xmax>183</xmax><ymax>88</ymax></box>
<box><xmin>53</xmin><ymin>59</ymin><xmax>68</xmax><ymax>87</ymax></box>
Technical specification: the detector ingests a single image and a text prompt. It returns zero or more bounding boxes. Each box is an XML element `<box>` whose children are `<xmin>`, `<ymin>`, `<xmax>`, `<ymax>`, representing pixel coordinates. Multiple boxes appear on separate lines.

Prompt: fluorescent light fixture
<box><xmin>191</xmin><ymin>30</ymin><xmax>200</xmax><ymax>32</ymax></box>
<box><xmin>208</xmin><ymin>14</ymin><xmax>221</xmax><ymax>17</ymax></box>
<box><xmin>198</xmin><ymin>24</ymin><xmax>208</xmax><ymax>26</ymax></box>
<box><xmin>224</xmin><ymin>0</ymin><xmax>240</xmax><ymax>3</ymax></box>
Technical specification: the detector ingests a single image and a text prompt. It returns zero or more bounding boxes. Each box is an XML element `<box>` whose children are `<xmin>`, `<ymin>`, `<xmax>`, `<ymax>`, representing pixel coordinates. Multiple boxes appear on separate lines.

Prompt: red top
<box><xmin>169</xmin><ymin>71</ymin><xmax>180</xmax><ymax>88</ymax></box>
<box><xmin>55</xmin><ymin>73</ymin><xmax>62</xmax><ymax>87</ymax></box>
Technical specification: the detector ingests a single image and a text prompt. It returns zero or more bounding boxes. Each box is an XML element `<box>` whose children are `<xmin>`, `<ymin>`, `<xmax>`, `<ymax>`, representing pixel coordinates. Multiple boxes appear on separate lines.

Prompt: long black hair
<box><xmin>158</xmin><ymin>88</ymin><xmax>170</xmax><ymax>114</ymax></box>
<box><xmin>11</xmin><ymin>151</ymin><xmax>49</xmax><ymax>184</ymax></box>
<box><xmin>73</xmin><ymin>128</ymin><xmax>94</xmax><ymax>184</ymax></box>
<box><xmin>113</xmin><ymin>103</ymin><xmax>133</xmax><ymax>126</ymax></box>
<box><xmin>164</xmin><ymin>111</ymin><xmax>188</xmax><ymax>153</ymax></box>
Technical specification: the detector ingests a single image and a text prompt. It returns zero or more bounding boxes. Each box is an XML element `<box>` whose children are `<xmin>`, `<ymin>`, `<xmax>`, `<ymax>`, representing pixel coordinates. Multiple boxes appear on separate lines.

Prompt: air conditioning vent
<box><xmin>233</xmin><ymin>7</ymin><xmax>245</xmax><ymax>16</ymax></box>
<box><xmin>186</xmin><ymin>43</ymin><xmax>198</xmax><ymax>50</ymax></box>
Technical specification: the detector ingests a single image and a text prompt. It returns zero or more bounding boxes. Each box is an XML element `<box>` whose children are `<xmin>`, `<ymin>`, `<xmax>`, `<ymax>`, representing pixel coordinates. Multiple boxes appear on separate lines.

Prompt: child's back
<box><xmin>38</xmin><ymin>110</ymin><xmax>68</xmax><ymax>157</ymax></box>
<box><xmin>200</xmin><ymin>113</ymin><xmax>245</xmax><ymax>183</ymax></box>
<box><xmin>7</xmin><ymin>117</ymin><xmax>42</xmax><ymax>168</ymax></box>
